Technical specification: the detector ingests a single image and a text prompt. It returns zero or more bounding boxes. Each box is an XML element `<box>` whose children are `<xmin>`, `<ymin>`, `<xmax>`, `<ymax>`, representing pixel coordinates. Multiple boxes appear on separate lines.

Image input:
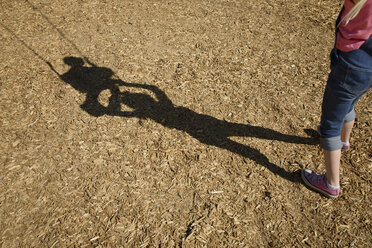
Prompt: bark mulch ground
<box><xmin>1</xmin><ymin>0</ymin><xmax>371</xmax><ymax>247</ymax></box>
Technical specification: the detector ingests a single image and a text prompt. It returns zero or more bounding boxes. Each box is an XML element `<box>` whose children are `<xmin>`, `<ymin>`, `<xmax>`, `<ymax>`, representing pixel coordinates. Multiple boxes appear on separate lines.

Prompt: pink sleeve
<box><xmin>336</xmin><ymin>1</ymin><xmax>372</xmax><ymax>52</ymax></box>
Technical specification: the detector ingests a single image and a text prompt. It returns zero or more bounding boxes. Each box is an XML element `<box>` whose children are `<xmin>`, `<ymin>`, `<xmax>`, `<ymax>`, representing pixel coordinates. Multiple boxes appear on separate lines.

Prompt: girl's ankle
<box><xmin>326</xmin><ymin>181</ymin><xmax>340</xmax><ymax>190</ymax></box>
<box><xmin>342</xmin><ymin>141</ymin><xmax>350</xmax><ymax>146</ymax></box>
<box><xmin>325</xmin><ymin>174</ymin><xmax>340</xmax><ymax>189</ymax></box>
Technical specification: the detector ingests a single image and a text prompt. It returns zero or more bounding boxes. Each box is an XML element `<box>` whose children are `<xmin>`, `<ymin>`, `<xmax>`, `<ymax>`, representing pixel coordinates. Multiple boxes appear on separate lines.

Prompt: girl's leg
<box><xmin>324</xmin><ymin>149</ymin><xmax>341</xmax><ymax>186</ymax></box>
<box><xmin>314</xmin><ymin>81</ymin><xmax>350</xmax><ymax>192</ymax></box>
<box><xmin>341</xmin><ymin>119</ymin><xmax>354</xmax><ymax>144</ymax></box>
<box><xmin>301</xmin><ymin>64</ymin><xmax>353</xmax><ymax>197</ymax></box>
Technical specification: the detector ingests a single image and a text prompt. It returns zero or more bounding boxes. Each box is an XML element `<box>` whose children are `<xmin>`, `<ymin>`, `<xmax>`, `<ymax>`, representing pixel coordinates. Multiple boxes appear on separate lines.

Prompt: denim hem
<box><xmin>321</xmin><ymin>136</ymin><xmax>342</xmax><ymax>151</ymax></box>
<box><xmin>344</xmin><ymin>109</ymin><xmax>356</xmax><ymax>123</ymax></box>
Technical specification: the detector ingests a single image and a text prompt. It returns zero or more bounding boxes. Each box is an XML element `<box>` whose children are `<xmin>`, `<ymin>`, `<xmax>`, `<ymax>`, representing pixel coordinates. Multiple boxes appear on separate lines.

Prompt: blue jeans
<box><xmin>319</xmin><ymin>48</ymin><xmax>372</xmax><ymax>150</ymax></box>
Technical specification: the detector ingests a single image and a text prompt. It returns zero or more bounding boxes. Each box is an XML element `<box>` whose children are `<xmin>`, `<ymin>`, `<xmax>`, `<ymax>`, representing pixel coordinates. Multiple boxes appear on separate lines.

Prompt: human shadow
<box><xmin>55</xmin><ymin>57</ymin><xmax>317</xmax><ymax>182</ymax></box>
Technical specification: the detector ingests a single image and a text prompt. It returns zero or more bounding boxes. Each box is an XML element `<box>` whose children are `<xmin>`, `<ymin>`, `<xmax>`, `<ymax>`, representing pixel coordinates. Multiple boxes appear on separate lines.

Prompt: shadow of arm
<box><xmin>116</xmin><ymin>81</ymin><xmax>173</xmax><ymax>105</ymax></box>
<box><xmin>83</xmin><ymin>57</ymin><xmax>98</xmax><ymax>67</ymax></box>
<box><xmin>111</xmin><ymin>110</ymin><xmax>142</xmax><ymax>118</ymax></box>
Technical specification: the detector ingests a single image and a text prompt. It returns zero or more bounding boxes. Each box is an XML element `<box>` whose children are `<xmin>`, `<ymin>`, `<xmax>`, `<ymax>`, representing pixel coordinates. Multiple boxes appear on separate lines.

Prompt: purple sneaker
<box><xmin>301</xmin><ymin>169</ymin><xmax>340</xmax><ymax>198</ymax></box>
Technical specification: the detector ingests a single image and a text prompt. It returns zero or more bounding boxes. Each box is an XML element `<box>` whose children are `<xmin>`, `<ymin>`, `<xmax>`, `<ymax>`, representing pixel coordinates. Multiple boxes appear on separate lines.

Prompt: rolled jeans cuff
<box><xmin>321</xmin><ymin>136</ymin><xmax>342</xmax><ymax>151</ymax></box>
<box><xmin>344</xmin><ymin>109</ymin><xmax>356</xmax><ymax>123</ymax></box>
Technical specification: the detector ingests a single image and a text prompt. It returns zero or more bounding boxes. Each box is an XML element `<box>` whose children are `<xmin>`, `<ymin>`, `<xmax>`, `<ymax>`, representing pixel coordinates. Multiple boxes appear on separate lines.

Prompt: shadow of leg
<box><xmin>208</xmin><ymin>137</ymin><xmax>301</xmax><ymax>183</ymax></box>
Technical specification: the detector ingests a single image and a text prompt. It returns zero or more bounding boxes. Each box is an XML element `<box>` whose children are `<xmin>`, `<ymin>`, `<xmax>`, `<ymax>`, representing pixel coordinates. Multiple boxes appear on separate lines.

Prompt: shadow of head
<box><xmin>63</xmin><ymin>56</ymin><xmax>84</xmax><ymax>67</ymax></box>
<box><xmin>63</xmin><ymin>56</ymin><xmax>115</xmax><ymax>79</ymax></box>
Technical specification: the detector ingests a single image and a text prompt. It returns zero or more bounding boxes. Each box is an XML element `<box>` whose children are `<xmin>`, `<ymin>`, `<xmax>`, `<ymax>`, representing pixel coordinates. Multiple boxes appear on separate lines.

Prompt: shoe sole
<box><xmin>301</xmin><ymin>170</ymin><xmax>339</xmax><ymax>198</ymax></box>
